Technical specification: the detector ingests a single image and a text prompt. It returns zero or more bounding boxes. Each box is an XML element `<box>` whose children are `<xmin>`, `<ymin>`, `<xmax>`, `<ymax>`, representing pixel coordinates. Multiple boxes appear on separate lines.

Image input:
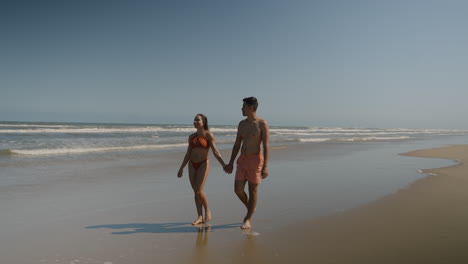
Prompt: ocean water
<box><xmin>2</xmin><ymin>121</ymin><xmax>468</xmax><ymax>254</ymax></box>
<box><xmin>2</xmin><ymin>121</ymin><xmax>468</xmax><ymax>160</ymax></box>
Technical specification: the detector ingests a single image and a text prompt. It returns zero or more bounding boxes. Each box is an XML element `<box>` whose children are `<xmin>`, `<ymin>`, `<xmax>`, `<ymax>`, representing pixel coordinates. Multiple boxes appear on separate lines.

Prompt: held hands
<box><xmin>224</xmin><ymin>163</ymin><xmax>233</xmax><ymax>174</ymax></box>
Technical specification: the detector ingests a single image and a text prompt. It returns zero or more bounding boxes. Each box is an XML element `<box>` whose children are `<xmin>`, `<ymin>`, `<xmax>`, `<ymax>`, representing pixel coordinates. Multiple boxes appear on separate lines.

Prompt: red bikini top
<box><xmin>190</xmin><ymin>135</ymin><xmax>209</xmax><ymax>149</ymax></box>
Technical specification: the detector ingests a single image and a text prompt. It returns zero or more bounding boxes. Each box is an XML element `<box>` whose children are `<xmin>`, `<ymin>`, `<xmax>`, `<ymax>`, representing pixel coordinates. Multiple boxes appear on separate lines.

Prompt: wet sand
<box><xmin>249</xmin><ymin>144</ymin><xmax>468</xmax><ymax>263</ymax></box>
<box><xmin>2</xmin><ymin>143</ymin><xmax>468</xmax><ymax>263</ymax></box>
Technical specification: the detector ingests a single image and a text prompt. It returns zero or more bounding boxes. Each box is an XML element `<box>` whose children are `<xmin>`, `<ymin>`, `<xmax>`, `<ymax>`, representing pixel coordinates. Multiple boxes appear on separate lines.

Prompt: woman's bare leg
<box><xmin>190</xmin><ymin>160</ymin><xmax>210</xmax><ymax>224</ymax></box>
<box><xmin>189</xmin><ymin>163</ymin><xmax>203</xmax><ymax>224</ymax></box>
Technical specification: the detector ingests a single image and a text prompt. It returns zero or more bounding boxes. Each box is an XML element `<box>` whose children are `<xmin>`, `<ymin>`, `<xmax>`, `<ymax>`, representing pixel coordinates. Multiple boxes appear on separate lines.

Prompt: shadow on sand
<box><xmin>85</xmin><ymin>222</ymin><xmax>241</xmax><ymax>234</ymax></box>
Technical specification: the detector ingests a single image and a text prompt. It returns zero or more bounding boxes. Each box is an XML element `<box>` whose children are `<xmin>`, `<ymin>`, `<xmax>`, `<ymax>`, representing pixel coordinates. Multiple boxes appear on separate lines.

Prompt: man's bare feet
<box><xmin>192</xmin><ymin>216</ymin><xmax>204</xmax><ymax>225</ymax></box>
<box><xmin>204</xmin><ymin>209</ymin><xmax>212</xmax><ymax>223</ymax></box>
<box><xmin>241</xmin><ymin>219</ymin><xmax>251</xmax><ymax>229</ymax></box>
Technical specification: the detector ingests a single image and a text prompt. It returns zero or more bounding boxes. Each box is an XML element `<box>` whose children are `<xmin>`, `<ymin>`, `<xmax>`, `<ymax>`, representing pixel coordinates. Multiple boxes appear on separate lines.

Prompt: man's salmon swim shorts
<box><xmin>235</xmin><ymin>154</ymin><xmax>264</xmax><ymax>184</ymax></box>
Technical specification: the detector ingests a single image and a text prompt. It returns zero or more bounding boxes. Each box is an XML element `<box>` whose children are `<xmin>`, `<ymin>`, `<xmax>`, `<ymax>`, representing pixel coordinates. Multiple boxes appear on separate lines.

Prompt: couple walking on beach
<box><xmin>177</xmin><ymin>97</ymin><xmax>270</xmax><ymax>229</ymax></box>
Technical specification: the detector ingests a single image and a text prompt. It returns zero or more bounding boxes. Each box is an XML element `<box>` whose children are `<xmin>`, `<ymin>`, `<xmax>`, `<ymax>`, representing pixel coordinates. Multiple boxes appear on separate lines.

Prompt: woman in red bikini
<box><xmin>177</xmin><ymin>114</ymin><xmax>226</xmax><ymax>225</ymax></box>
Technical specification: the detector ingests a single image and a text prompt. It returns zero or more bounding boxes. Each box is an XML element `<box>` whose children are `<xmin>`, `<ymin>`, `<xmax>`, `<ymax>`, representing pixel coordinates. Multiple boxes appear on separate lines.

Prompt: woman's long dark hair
<box><xmin>197</xmin><ymin>113</ymin><xmax>209</xmax><ymax>130</ymax></box>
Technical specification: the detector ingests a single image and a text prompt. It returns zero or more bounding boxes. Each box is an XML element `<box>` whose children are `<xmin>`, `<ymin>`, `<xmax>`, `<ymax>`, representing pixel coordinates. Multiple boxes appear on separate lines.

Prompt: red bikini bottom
<box><xmin>191</xmin><ymin>159</ymin><xmax>207</xmax><ymax>169</ymax></box>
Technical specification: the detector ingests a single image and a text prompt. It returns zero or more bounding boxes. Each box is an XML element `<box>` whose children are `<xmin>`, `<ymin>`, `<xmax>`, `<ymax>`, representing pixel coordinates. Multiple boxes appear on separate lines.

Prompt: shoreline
<box><xmin>251</xmin><ymin>144</ymin><xmax>468</xmax><ymax>263</ymax></box>
<box><xmin>2</xmin><ymin>141</ymin><xmax>468</xmax><ymax>263</ymax></box>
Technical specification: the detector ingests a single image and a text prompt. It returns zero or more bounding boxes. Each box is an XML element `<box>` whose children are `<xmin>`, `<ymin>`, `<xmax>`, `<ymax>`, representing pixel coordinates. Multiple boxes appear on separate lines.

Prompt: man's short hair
<box><xmin>243</xmin><ymin>97</ymin><xmax>258</xmax><ymax>111</ymax></box>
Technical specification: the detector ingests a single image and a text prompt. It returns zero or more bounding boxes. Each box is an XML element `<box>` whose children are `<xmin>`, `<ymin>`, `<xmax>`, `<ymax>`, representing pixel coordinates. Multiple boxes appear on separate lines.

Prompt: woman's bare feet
<box><xmin>192</xmin><ymin>216</ymin><xmax>204</xmax><ymax>225</ymax></box>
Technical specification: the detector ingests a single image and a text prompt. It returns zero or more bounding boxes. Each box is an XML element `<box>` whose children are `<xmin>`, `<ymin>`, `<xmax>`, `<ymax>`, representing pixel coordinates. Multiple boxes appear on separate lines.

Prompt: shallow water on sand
<box><xmin>225</xmin><ymin>137</ymin><xmax>466</xmax><ymax>230</ymax></box>
<box><xmin>1</xmin><ymin>135</ymin><xmax>468</xmax><ymax>263</ymax></box>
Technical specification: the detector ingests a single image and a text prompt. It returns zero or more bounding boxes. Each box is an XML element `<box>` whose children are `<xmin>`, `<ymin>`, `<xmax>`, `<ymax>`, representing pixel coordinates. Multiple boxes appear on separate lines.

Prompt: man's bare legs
<box><xmin>234</xmin><ymin>180</ymin><xmax>249</xmax><ymax>207</ymax></box>
<box><xmin>234</xmin><ymin>180</ymin><xmax>259</xmax><ymax>229</ymax></box>
<box><xmin>189</xmin><ymin>161</ymin><xmax>211</xmax><ymax>225</ymax></box>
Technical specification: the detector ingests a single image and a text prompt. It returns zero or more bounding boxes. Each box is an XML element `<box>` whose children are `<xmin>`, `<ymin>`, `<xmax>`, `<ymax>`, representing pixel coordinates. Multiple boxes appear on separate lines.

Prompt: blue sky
<box><xmin>2</xmin><ymin>0</ymin><xmax>467</xmax><ymax>128</ymax></box>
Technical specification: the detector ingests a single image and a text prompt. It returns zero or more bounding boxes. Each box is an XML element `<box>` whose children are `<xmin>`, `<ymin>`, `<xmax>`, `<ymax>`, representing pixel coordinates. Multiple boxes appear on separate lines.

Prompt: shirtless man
<box><xmin>224</xmin><ymin>97</ymin><xmax>270</xmax><ymax>229</ymax></box>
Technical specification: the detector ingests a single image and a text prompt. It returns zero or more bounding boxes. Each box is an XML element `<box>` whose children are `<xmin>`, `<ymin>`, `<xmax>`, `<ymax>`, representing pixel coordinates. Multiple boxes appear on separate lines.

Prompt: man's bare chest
<box><xmin>239</xmin><ymin>122</ymin><xmax>260</xmax><ymax>138</ymax></box>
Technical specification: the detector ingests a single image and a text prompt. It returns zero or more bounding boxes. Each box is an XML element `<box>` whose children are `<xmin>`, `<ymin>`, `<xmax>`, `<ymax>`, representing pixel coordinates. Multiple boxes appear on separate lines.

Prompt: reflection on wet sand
<box><xmin>192</xmin><ymin>224</ymin><xmax>211</xmax><ymax>264</ymax></box>
<box><xmin>190</xmin><ymin>225</ymin><xmax>264</xmax><ymax>264</ymax></box>
<box><xmin>234</xmin><ymin>231</ymin><xmax>262</xmax><ymax>264</ymax></box>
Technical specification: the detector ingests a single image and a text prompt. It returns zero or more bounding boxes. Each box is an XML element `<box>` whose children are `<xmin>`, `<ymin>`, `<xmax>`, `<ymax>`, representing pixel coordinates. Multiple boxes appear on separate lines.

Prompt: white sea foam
<box><xmin>297</xmin><ymin>136</ymin><xmax>411</xmax><ymax>143</ymax></box>
<box><xmin>0</xmin><ymin>127</ymin><xmax>191</xmax><ymax>134</ymax></box>
<box><xmin>275</xmin><ymin>131</ymin><xmax>423</xmax><ymax>136</ymax></box>
<box><xmin>2</xmin><ymin>122</ymin><xmax>468</xmax><ymax>158</ymax></box>
<box><xmin>274</xmin><ymin>129</ymin><xmax>467</xmax><ymax>136</ymax></box>
<box><xmin>209</xmin><ymin>128</ymin><xmax>237</xmax><ymax>133</ymax></box>
<box><xmin>298</xmin><ymin>138</ymin><xmax>331</xmax><ymax>142</ymax></box>
<box><xmin>333</xmin><ymin>136</ymin><xmax>411</xmax><ymax>142</ymax></box>
<box><xmin>10</xmin><ymin>143</ymin><xmax>188</xmax><ymax>156</ymax></box>
<box><xmin>0</xmin><ymin>123</ymin><xmax>75</xmax><ymax>128</ymax></box>
<box><xmin>2</xmin><ymin>125</ymin><xmax>466</xmax><ymax>136</ymax></box>
<box><xmin>0</xmin><ymin>126</ymin><xmax>238</xmax><ymax>134</ymax></box>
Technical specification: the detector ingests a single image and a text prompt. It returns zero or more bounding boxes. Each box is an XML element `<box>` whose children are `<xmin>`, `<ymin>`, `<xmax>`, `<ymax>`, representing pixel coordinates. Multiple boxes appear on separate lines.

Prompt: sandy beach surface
<box><xmin>2</xmin><ymin>140</ymin><xmax>468</xmax><ymax>263</ymax></box>
<box><xmin>249</xmin><ymin>144</ymin><xmax>468</xmax><ymax>264</ymax></box>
